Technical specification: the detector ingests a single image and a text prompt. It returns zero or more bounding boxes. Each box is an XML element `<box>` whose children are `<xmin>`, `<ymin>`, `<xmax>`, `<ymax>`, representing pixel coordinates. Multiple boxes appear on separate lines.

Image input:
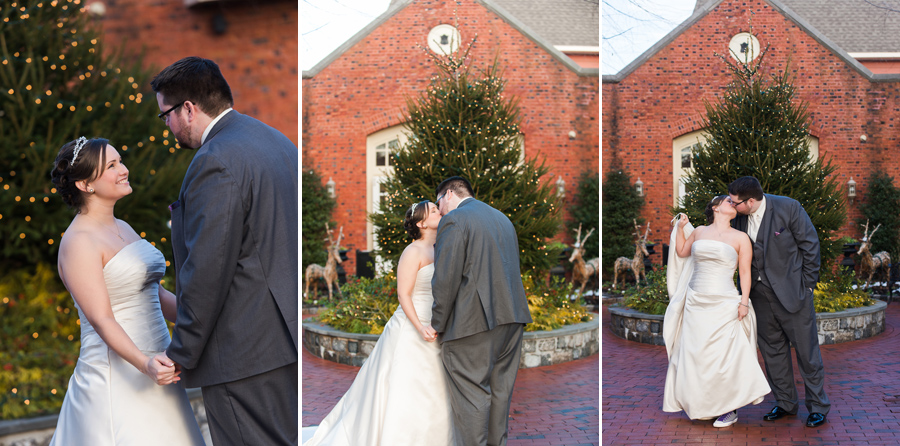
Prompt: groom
<box><xmin>431</xmin><ymin>176</ymin><xmax>533</xmax><ymax>446</ymax></box>
<box><xmin>728</xmin><ymin>176</ymin><xmax>830</xmax><ymax>428</ymax></box>
<box><xmin>151</xmin><ymin>57</ymin><xmax>299</xmax><ymax>445</ymax></box>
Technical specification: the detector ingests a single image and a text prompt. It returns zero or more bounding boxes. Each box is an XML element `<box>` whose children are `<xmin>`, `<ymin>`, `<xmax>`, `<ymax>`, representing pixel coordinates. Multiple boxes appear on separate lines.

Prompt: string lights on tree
<box><xmin>370</xmin><ymin>32</ymin><xmax>563</xmax><ymax>273</ymax></box>
<box><xmin>675</xmin><ymin>41</ymin><xmax>846</xmax><ymax>263</ymax></box>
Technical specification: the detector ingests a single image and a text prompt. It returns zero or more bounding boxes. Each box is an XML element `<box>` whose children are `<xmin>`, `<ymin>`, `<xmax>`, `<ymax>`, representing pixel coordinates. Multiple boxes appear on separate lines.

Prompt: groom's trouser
<box><xmin>201</xmin><ymin>361</ymin><xmax>298</xmax><ymax>446</ymax></box>
<box><xmin>751</xmin><ymin>281</ymin><xmax>830</xmax><ymax>415</ymax></box>
<box><xmin>441</xmin><ymin>323</ymin><xmax>524</xmax><ymax>446</ymax></box>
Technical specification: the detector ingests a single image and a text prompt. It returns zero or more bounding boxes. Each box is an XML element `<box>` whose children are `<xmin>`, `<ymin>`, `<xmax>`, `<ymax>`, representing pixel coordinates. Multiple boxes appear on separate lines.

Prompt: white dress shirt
<box><xmin>201</xmin><ymin>108</ymin><xmax>233</xmax><ymax>146</ymax></box>
<box><xmin>748</xmin><ymin>196</ymin><xmax>767</xmax><ymax>243</ymax></box>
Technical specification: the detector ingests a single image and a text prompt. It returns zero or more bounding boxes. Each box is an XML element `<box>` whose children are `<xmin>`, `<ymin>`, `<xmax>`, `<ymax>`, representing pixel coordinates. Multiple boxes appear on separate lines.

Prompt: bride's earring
<box><xmin>88</xmin><ymin>188</ymin><xmax>94</xmax><ymax>193</ymax></box>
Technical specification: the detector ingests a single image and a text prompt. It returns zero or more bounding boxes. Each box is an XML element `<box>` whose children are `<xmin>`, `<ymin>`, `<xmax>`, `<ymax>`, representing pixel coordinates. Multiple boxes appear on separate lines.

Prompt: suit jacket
<box><xmin>732</xmin><ymin>194</ymin><xmax>820</xmax><ymax>314</ymax></box>
<box><xmin>167</xmin><ymin>110</ymin><xmax>299</xmax><ymax>387</ymax></box>
<box><xmin>431</xmin><ymin>199</ymin><xmax>533</xmax><ymax>342</ymax></box>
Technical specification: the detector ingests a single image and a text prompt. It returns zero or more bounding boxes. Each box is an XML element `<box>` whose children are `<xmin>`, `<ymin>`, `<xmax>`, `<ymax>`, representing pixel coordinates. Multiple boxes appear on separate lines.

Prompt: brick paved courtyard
<box><xmin>602</xmin><ymin>302</ymin><xmax>900</xmax><ymax>445</ymax></box>
<box><xmin>302</xmin><ymin>316</ymin><xmax>600</xmax><ymax>446</ymax></box>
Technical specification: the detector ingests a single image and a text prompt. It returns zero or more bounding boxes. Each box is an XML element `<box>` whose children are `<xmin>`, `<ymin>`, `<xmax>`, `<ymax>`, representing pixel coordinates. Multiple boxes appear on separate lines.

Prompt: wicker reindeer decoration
<box><xmin>613</xmin><ymin>220</ymin><xmax>651</xmax><ymax>289</ymax></box>
<box><xmin>858</xmin><ymin>220</ymin><xmax>891</xmax><ymax>290</ymax></box>
<box><xmin>304</xmin><ymin>223</ymin><xmax>344</xmax><ymax>301</ymax></box>
<box><xmin>569</xmin><ymin>224</ymin><xmax>600</xmax><ymax>296</ymax></box>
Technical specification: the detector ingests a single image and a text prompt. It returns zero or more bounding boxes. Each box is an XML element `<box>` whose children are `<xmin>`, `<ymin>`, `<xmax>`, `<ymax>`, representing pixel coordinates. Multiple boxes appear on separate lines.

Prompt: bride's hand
<box><xmin>144</xmin><ymin>353</ymin><xmax>180</xmax><ymax>386</ymax></box>
<box><xmin>737</xmin><ymin>303</ymin><xmax>749</xmax><ymax>321</ymax></box>
<box><xmin>419</xmin><ymin>324</ymin><xmax>437</xmax><ymax>342</ymax></box>
<box><xmin>676</xmin><ymin>214</ymin><xmax>689</xmax><ymax>228</ymax></box>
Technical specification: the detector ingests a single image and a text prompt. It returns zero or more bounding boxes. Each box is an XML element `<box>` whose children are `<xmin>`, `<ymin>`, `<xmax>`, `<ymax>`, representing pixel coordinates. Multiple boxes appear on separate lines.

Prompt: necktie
<box><xmin>748</xmin><ymin>213</ymin><xmax>761</xmax><ymax>242</ymax></box>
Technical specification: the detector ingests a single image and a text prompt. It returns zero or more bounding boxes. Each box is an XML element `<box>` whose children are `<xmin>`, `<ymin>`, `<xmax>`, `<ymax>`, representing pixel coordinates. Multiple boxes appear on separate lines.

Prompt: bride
<box><xmin>663</xmin><ymin>195</ymin><xmax>771</xmax><ymax>428</ymax></box>
<box><xmin>305</xmin><ymin>200</ymin><xmax>454</xmax><ymax>446</ymax></box>
<box><xmin>48</xmin><ymin>137</ymin><xmax>204</xmax><ymax>445</ymax></box>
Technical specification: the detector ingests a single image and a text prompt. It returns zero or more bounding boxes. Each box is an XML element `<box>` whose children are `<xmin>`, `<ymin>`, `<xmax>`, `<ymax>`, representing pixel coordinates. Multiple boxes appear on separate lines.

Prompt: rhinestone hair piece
<box><xmin>71</xmin><ymin>136</ymin><xmax>88</xmax><ymax>164</ymax></box>
<box><xmin>409</xmin><ymin>201</ymin><xmax>421</xmax><ymax>216</ymax></box>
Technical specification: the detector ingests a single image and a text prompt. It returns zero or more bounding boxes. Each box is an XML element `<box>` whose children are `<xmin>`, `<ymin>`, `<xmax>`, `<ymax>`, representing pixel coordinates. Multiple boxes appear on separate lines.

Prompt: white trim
<box><xmin>366</xmin><ymin>126</ymin><xmax>408</xmax><ymax>251</ymax></box>
<box><xmin>555</xmin><ymin>46</ymin><xmax>600</xmax><ymax>54</ymax></box>
<box><xmin>848</xmin><ymin>52</ymin><xmax>900</xmax><ymax>59</ymax></box>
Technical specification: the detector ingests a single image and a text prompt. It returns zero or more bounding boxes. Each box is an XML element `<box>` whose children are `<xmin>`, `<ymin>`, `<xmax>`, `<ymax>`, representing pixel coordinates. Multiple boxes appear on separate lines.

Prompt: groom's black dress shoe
<box><xmin>762</xmin><ymin>406</ymin><xmax>795</xmax><ymax>421</ymax></box>
<box><xmin>806</xmin><ymin>413</ymin><xmax>826</xmax><ymax>427</ymax></box>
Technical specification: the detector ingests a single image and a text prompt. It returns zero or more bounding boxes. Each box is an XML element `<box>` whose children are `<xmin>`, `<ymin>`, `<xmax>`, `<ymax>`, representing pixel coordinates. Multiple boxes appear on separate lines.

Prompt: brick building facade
<box><xmin>89</xmin><ymin>0</ymin><xmax>299</xmax><ymax>144</ymax></box>
<box><xmin>603</xmin><ymin>0</ymin><xmax>900</xmax><ymax>258</ymax></box>
<box><xmin>303</xmin><ymin>0</ymin><xmax>599</xmax><ymax>275</ymax></box>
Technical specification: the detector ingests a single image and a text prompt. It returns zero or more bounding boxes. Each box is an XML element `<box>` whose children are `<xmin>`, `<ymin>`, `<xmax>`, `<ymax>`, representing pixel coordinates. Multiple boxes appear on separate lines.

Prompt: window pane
<box><xmin>681</xmin><ymin>147</ymin><xmax>691</xmax><ymax>169</ymax></box>
<box><xmin>376</xmin><ymin>151</ymin><xmax>386</xmax><ymax>166</ymax></box>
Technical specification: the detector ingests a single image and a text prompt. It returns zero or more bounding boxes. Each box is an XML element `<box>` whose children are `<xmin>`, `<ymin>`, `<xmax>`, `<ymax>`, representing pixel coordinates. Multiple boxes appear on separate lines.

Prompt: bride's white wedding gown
<box><xmin>663</xmin><ymin>235</ymin><xmax>771</xmax><ymax>420</ymax></box>
<box><xmin>50</xmin><ymin>240</ymin><xmax>204</xmax><ymax>445</ymax></box>
<box><xmin>305</xmin><ymin>263</ymin><xmax>454</xmax><ymax>446</ymax></box>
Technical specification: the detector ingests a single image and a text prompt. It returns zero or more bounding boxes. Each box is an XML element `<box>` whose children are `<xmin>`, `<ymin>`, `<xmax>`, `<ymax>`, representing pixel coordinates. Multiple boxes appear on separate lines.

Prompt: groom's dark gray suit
<box><xmin>167</xmin><ymin>110</ymin><xmax>298</xmax><ymax>444</ymax></box>
<box><xmin>432</xmin><ymin>198</ymin><xmax>533</xmax><ymax>446</ymax></box>
<box><xmin>732</xmin><ymin>194</ymin><xmax>830</xmax><ymax>416</ymax></box>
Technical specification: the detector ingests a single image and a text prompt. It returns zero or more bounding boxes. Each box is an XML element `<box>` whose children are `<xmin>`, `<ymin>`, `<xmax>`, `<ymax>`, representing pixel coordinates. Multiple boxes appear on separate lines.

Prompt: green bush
<box><xmin>601</xmin><ymin>169</ymin><xmax>644</xmax><ymax>281</ymax></box>
<box><xmin>566</xmin><ymin>169</ymin><xmax>599</xmax><ymax>262</ymax></box>
<box><xmin>301</xmin><ymin>169</ymin><xmax>337</xmax><ymax>272</ymax></box>
<box><xmin>523</xmin><ymin>273</ymin><xmax>594</xmax><ymax>332</ymax></box>
<box><xmin>316</xmin><ymin>273</ymin><xmax>399</xmax><ymax>335</ymax></box>
<box><xmin>317</xmin><ymin>271</ymin><xmax>593</xmax><ymax>334</ymax></box>
<box><xmin>0</xmin><ymin>264</ymin><xmax>79</xmax><ymax>420</ymax></box>
<box><xmin>814</xmin><ymin>267</ymin><xmax>875</xmax><ymax>313</ymax></box>
<box><xmin>856</xmin><ymin>170</ymin><xmax>900</xmax><ymax>262</ymax></box>
<box><xmin>621</xmin><ymin>267</ymin><xmax>670</xmax><ymax>315</ymax></box>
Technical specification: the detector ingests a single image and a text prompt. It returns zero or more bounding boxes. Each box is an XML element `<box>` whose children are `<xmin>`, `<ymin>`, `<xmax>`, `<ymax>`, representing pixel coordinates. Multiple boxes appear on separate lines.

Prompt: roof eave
<box><xmin>303</xmin><ymin>0</ymin><xmax>599</xmax><ymax>79</ymax></box>
<box><xmin>604</xmin><ymin>0</ymin><xmax>896</xmax><ymax>84</ymax></box>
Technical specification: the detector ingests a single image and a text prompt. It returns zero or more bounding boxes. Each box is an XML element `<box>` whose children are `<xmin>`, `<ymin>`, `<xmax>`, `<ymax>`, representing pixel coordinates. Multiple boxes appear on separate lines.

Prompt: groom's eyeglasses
<box><xmin>728</xmin><ymin>197</ymin><xmax>748</xmax><ymax>207</ymax></box>
<box><xmin>436</xmin><ymin>191</ymin><xmax>448</xmax><ymax>206</ymax></box>
<box><xmin>158</xmin><ymin>103</ymin><xmax>184</xmax><ymax>121</ymax></box>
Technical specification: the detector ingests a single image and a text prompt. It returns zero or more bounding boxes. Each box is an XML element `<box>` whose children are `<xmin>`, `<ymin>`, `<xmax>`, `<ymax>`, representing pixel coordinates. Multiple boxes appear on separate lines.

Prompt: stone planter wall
<box><xmin>0</xmin><ymin>389</ymin><xmax>211</xmax><ymax>446</ymax></box>
<box><xmin>303</xmin><ymin>317</ymin><xmax>600</xmax><ymax>369</ymax></box>
<box><xmin>815</xmin><ymin>300</ymin><xmax>887</xmax><ymax>344</ymax></box>
<box><xmin>608</xmin><ymin>306</ymin><xmax>665</xmax><ymax>345</ymax></box>
<box><xmin>608</xmin><ymin>300</ymin><xmax>888</xmax><ymax>346</ymax></box>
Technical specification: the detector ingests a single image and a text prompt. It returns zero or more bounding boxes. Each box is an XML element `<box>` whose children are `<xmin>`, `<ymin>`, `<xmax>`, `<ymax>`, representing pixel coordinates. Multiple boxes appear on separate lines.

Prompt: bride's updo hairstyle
<box><xmin>403</xmin><ymin>200</ymin><xmax>431</xmax><ymax>240</ymax></box>
<box><xmin>50</xmin><ymin>137</ymin><xmax>110</xmax><ymax>213</ymax></box>
<box><xmin>704</xmin><ymin>195</ymin><xmax>728</xmax><ymax>224</ymax></box>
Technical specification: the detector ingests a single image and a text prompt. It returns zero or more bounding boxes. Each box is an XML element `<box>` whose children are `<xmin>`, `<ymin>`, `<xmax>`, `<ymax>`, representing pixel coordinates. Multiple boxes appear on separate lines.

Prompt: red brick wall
<box><xmin>89</xmin><ymin>0</ymin><xmax>299</xmax><ymax>144</ymax></box>
<box><xmin>602</xmin><ymin>0</ymin><xmax>900</xmax><ymax>254</ymax></box>
<box><xmin>303</xmin><ymin>0</ymin><xmax>599</xmax><ymax>274</ymax></box>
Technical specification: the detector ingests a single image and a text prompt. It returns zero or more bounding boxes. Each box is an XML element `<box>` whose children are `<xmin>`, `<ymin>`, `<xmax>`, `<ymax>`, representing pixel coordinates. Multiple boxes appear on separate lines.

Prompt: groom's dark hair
<box><xmin>151</xmin><ymin>57</ymin><xmax>234</xmax><ymax>117</ymax></box>
<box><xmin>728</xmin><ymin>176</ymin><xmax>764</xmax><ymax>201</ymax></box>
<box><xmin>436</xmin><ymin>176</ymin><xmax>474</xmax><ymax>199</ymax></box>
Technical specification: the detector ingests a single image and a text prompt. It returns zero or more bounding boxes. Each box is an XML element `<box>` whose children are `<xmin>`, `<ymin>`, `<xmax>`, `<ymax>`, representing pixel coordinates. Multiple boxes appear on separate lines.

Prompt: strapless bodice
<box><xmin>75</xmin><ymin>240</ymin><xmax>171</xmax><ymax>357</ymax></box>
<box><xmin>393</xmin><ymin>263</ymin><xmax>435</xmax><ymax>325</ymax></box>
<box><xmin>689</xmin><ymin>240</ymin><xmax>738</xmax><ymax>294</ymax></box>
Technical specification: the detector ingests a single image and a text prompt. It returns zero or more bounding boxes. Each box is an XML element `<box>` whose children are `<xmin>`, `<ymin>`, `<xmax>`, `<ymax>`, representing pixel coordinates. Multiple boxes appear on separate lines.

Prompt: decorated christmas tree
<box><xmin>370</xmin><ymin>44</ymin><xmax>562</xmax><ymax>273</ymax></box>
<box><xmin>0</xmin><ymin>1</ymin><xmax>193</xmax><ymax>270</ymax></box>
<box><xmin>676</xmin><ymin>50</ymin><xmax>845</xmax><ymax>262</ymax></box>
